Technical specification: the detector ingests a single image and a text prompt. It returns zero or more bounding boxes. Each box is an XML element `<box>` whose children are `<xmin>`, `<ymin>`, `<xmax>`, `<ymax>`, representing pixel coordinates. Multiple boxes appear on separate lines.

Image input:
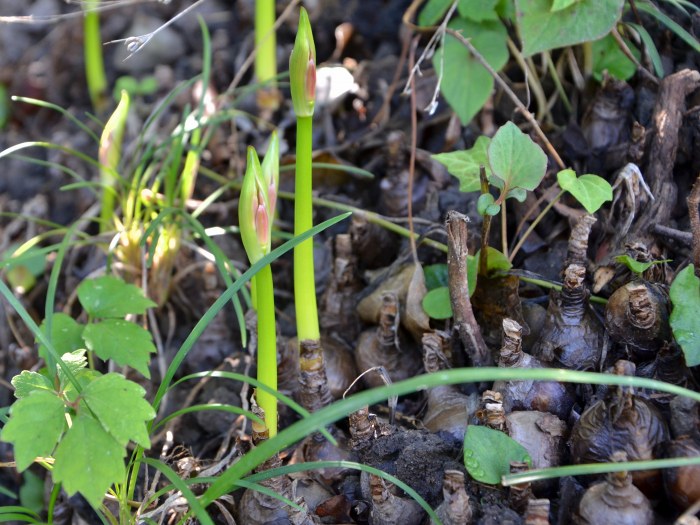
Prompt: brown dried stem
<box><xmin>688</xmin><ymin>172</ymin><xmax>700</xmax><ymax>276</ymax></box>
<box><xmin>446</xmin><ymin>211</ymin><xmax>491</xmax><ymax>367</ymax></box>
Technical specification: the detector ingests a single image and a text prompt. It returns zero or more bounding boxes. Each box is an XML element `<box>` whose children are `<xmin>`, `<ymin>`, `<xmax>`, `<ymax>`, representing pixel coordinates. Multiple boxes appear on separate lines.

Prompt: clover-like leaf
<box><xmin>433</xmin><ymin>136</ymin><xmax>491</xmax><ymax>193</ymax></box>
<box><xmin>11</xmin><ymin>370</ymin><xmax>54</xmax><ymax>399</ymax></box>
<box><xmin>52</xmin><ymin>413</ymin><xmax>126</xmax><ymax>509</ymax></box>
<box><xmin>422</xmin><ymin>287</ymin><xmax>453</xmax><ymax>320</ymax></box>
<box><xmin>669</xmin><ymin>265</ymin><xmax>700</xmax><ymax>367</ymax></box>
<box><xmin>488</xmin><ymin>122</ymin><xmax>547</xmax><ymax>201</ymax></box>
<box><xmin>463</xmin><ymin>425</ymin><xmax>531</xmax><ymax>484</ymax></box>
<box><xmin>516</xmin><ymin>0</ymin><xmax>624</xmax><ymax>57</ymax></box>
<box><xmin>77</xmin><ymin>275</ymin><xmax>156</xmax><ymax>318</ymax></box>
<box><xmin>435</xmin><ymin>18</ymin><xmax>508</xmax><ymax>125</ymax></box>
<box><xmin>82</xmin><ymin>320</ymin><xmax>155</xmax><ymax>378</ymax></box>
<box><xmin>81</xmin><ymin>373</ymin><xmax>155</xmax><ymax>448</ymax></box>
<box><xmin>1</xmin><ymin>391</ymin><xmax>65</xmax><ymax>471</ymax></box>
<box><xmin>557</xmin><ymin>169</ymin><xmax>613</xmax><ymax>213</ymax></box>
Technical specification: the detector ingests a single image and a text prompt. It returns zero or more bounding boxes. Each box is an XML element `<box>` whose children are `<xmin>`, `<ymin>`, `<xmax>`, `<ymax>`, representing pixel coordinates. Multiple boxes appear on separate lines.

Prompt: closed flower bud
<box><xmin>239</xmin><ymin>146</ymin><xmax>271</xmax><ymax>264</ymax></box>
<box><xmin>261</xmin><ymin>130</ymin><xmax>280</xmax><ymax>218</ymax></box>
<box><xmin>289</xmin><ymin>7</ymin><xmax>316</xmax><ymax>118</ymax></box>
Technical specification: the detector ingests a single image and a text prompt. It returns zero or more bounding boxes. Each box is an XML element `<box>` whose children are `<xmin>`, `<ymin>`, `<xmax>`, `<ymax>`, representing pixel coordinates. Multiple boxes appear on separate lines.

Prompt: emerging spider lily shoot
<box><xmin>289</xmin><ymin>7</ymin><xmax>316</xmax><ymax>118</ymax></box>
<box><xmin>239</xmin><ymin>145</ymin><xmax>278</xmax><ymax>435</ymax></box>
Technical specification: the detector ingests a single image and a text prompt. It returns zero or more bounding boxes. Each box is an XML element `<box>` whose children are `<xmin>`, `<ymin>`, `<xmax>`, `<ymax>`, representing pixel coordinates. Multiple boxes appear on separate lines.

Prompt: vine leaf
<box><xmin>1</xmin><ymin>391</ymin><xmax>65</xmax><ymax>471</ymax></box>
<box><xmin>81</xmin><ymin>373</ymin><xmax>155</xmax><ymax>448</ymax></box>
<box><xmin>557</xmin><ymin>169</ymin><xmax>613</xmax><ymax>213</ymax></box>
<box><xmin>516</xmin><ymin>0</ymin><xmax>624</xmax><ymax>57</ymax></box>
<box><xmin>38</xmin><ymin>313</ymin><xmax>84</xmax><ymax>364</ymax></box>
<box><xmin>670</xmin><ymin>265</ymin><xmax>700</xmax><ymax>366</ymax></box>
<box><xmin>77</xmin><ymin>275</ymin><xmax>156</xmax><ymax>318</ymax></box>
<box><xmin>52</xmin><ymin>413</ymin><xmax>126</xmax><ymax>509</ymax></box>
<box><xmin>488</xmin><ymin>122</ymin><xmax>547</xmax><ymax>200</ymax></box>
<box><xmin>435</xmin><ymin>18</ymin><xmax>508</xmax><ymax>125</ymax></box>
<box><xmin>463</xmin><ymin>425</ymin><xmax>531</xmax><ymax>484</ymax></box>
<box><xmin>82</xmin><ymin>320</ymin><xmax>156</xmax><ymax>378</ymax></box>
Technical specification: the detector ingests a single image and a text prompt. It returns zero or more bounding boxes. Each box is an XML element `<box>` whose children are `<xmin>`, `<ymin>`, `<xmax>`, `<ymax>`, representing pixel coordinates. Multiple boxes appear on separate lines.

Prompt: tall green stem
<box><xmin>83</xmin><ymin>0</ymin><xmax>107</xmax><ymax>114</ymax></box>
<box><xmin>294</xmin><ymin>115</ymin><xmax>319</xmax><ymax>341</ymax></box>
<box><xmin>255</xmin><ymin>263</ymin><xmax>277</xmax><ymax>435</ymax></box>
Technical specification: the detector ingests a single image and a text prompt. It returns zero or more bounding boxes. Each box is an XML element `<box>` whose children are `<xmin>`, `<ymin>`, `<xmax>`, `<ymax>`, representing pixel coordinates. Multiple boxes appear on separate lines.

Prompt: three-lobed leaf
<box><xmin>516</xmin><ymin>0</ymin><xmax>625</xmax><ymax>57</ymax></box>
<box><xmin>557</xmin><ymin>169</ymin><xmax>613</xmax><ymax>213</ymax></box>
<box><xmin>52</xmin><ymin>413</ymin><xmax>126</xmax><ymax>509</ymax></box>
<box><xmin>11</xmin><ymin>371</ymin><xmax>53</xmax><ymax>399</ymax></box>
<box><xmin>1</xmin><ymin>391</ymin><xmax>65</xmax><ymax>471</ymax></box>
<box><xmin>77</xmin><ymin>275</ymin><xmax>156</xmax><ymax>318</ymax></box>
<box><xmin>669</xmin><ymin>265</ymin><xmax>700</xmax><ymax>367</ymax></box>
<box><xmin>82</xmin><ymin>320</ymin><xmax>156</xmax><ymax>378</ymax></box>
<box><xmin>38</xmin><ymin>313</ymin><xmax>84</xmax><ymax>364</ymax></box>
<box><xmin>488</xmin><ymin>122</ymin><xmax>547</xmax><ymax>199</ymax></box>
<box><xmin>81</xmin><ymin>373</ymin><xmax>155</xmax><ymax>448</ymax></box>
<box><xmin>463</xmin><ymin>425</ymin><xmax>531</xmax><ymax>484</ymax></box>
<box><xmin>433</xmin><ymin>136</ymin><xmax>492</xmax><ymax>193</ymax></box>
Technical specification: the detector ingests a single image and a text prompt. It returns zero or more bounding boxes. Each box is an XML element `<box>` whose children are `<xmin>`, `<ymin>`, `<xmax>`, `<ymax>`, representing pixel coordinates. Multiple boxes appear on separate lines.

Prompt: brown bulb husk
<box><xmin>432</xmin><ymin>470</ymin><xmax>473</xmax><ymax>525</ymax></box>
<box><xmin>290</xmin><ymin>427</ymin><xmax>358</xmax><ymax>487</ymax></box>
<box><xmin>476</xmin><ymin>390</ymin><xmax>507</xmax><ymax>432</ymax></box>
<box><xmin>662</xmin><ymin>397</ymin><xmax>700</xmax><ymax>510</ymax></box>
<box><xmin>493</xmin><ymin>319</ymin><xmax>575</xmax><ymax>420</ymax></box>
<box><xmin>604</xmin><ymin>280</ymin><xmax>670</xmax><ymax>361</ymax></box>
<box><xmin>422</xmin><ymin>331</ymin><xmax>478</xmax><ymax>442</ymax></box>
<box><xmin>524</xmin><ymin>499</ymin><xmax>551</xmax><ymax>525</ymax></box>
<box><xmin>534</xmin><ymin>264</ymin><xmax>605</xmax><ymax>371</ymax></box>
<box><xmin>364</xmin><ymin>472</ymin><xmax>425</xmax><ymax>525</ymax></box>
<box><xmin>575</xmin><ymin>452</ymin><xmax>654</xmax><ymax>525</ymax></box>
<box><xmin>279</xmin><ymin>335</ymin><xmax>358</xmax><ymax>402</ymax></box>
<box><xmin>506</xmin><ymin>411</ymin><xmax>567</xmax><ymax>476</ymax></box>
<box><xmin>319</xmin><ymin>233</ymin><xmax>363</xmax><ymax>343</ymax></box>
<box><xmin>355</xmin><ymin>292</ymin><xmax>423</xmax><ymax>388</ymax></box>
<box><xmin>569</xmin><ymin>360</ymin><xmax>669</xmax><ymax>495</ymax></box>
<box><xmin>565</xmin><ymin>214</ymin><xmax>597</xmax><ymax>269</ymax></box>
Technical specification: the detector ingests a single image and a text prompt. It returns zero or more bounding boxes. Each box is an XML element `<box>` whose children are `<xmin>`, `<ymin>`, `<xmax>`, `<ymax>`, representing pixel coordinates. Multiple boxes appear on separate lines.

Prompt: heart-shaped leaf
<box><xmin>422</xmin><ymin>287</ymin><xmax>453</xmax><ymax>319</ymax></box>
<box><xmin>516</xmin><ymin>0</ymin><xmax>624</xmax><ymax>57</ymax></box>
<box><xmin>670</xmin><ymin>265</ymin><xmax>700</xmax><ymax>367</ymax></box>
<box><xmin>433</xmin><ymin>136</ymin><xmax>492</xmax><ymax>193</ymax></box>
<box><xmin>488</xmin><ymin>122</ymin><xmax>547</xmax><ymax>198</ymax></box>
<box><xmin>557</xmin><ymin>169</ymin><xmax>613</xmax><ymax>213</ymax></box>
<box><xmin>463</xmin><ymin>425</ymin><xmax>531</xmax><ymax>484</ymax></box>
<box><xmin>435</xmin><ymin>18</ymin><xmax>508</xmax><ymax>125</ymax></box>
<box><xmin>458</xmin><ymin>0</ymin><xmax>499</xmax><ymax>21</ymax></box>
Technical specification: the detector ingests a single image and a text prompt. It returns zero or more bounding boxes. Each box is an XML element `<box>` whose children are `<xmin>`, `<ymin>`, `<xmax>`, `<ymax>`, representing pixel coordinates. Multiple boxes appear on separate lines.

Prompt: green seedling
<box><xmin>434</xmin><ymin>122</ymin><xmax>612</xmax><ymax>261</ymax></box>
<box><xmin>0</xmin><ymin>275</ymin><xmax>156</xmax><ymax>512</ymax></box>
<box><xmin>255</xmin><ymin>0</ymin><xmax>280</xmax><ymax>110</ymax></box>
<box><xmin>83</xmin><ymin>0</ymin><xmax>108</xmax><ymax>114</ymax></box>
<box><xmin>614</xmin><ymin>254</ymin><xmax>671</xmax><ymax>276</ymax></box>
<box><xmin>290</xmin><ymin>8</ymin><xmax>320</xmax><ymax>345</ymax></box>
<box><xmin>239</xmin><ymin>144</ymin><xmax>278</xmax><ymax>435</ymax></box>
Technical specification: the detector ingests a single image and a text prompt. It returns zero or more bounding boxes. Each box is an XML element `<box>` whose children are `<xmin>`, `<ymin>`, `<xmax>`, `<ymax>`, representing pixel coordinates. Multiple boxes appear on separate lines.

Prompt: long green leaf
<box><xmin>152</xmin><ymin>403</ymin><xmax>262</xmax><ymax>430</ymax></box>
<box><xmin>635</xmin><ymin>1</ymin><xmax>700</xmax><ymax>53</ymax></box>
<box><xmin>201</xmin><ymin>367</ymin><xmax>700</xmax><ymax>506</ymax></box>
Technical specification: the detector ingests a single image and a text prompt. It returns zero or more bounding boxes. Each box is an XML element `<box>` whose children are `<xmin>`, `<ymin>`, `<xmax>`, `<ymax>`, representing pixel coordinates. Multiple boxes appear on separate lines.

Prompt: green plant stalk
<box><xmin>256</xmin><ymin>263</ymin><xmax>278</xmax><ymax>435</ymax></box>
<box><xmin>83</xmin><ymin>0</ymin><xmax>108</xmax><ymax>114</ymax></box>
<box><xmin>255</xmin><ymin>0</ymin><xmax>277</xmax><ymax>90</ymax></box>
<box><xmin>294</xmin><ymin>115</ymin><xmax>319</xmax><ymax>341</ymax></box>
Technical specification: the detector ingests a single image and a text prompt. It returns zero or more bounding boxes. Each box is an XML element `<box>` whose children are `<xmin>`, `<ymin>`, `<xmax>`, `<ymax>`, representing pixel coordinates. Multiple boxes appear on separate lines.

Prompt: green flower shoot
<box><xmin>239</xmin><ymin>146</ymin><xmax>278</xmax><ymax>436</ymax></box>
<box><xmin>290</xmin><ymin>7</ymin><xmax>319</xmax><ymax>343</ymax></box>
